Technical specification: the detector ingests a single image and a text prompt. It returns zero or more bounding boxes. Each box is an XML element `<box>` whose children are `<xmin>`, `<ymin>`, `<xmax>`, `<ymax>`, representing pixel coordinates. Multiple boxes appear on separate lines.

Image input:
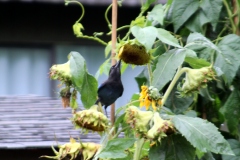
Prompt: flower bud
<box><xmin>60</xmin><ymin>87</ymin><xmax>71</xmax><ymax>108</ymax></box>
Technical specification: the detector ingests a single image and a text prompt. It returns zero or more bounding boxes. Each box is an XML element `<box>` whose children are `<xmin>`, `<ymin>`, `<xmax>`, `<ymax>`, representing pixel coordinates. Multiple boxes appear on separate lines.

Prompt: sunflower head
<box><xmin>118</xmin><ymin>40</ymin><xmax>150</xmax><ymax>65</ymax></box>
<box><xmin>125</xmin><ymin>106</ymin><xmax>153</xmax><ymax>137</ymax></box>
<box><xmin>178</xmin><ymin>65</ymin><xmax>217</xmax><ymax>97</ymax></box>
<box><xmin>40</xmin><ymin>137</ymin><xmax>101</xmax><ymax>160</ymax></box>
<box><xmin>72</xmin><ymin>105</ymin><xmax>109</xmax><ymax>133</ymax></box>
<box><xmin>49</xmin><ymin>60</ymin><xmax>72</xmax><ymax>86</ymax></box>
<box><xmin>139</xmin><ymin>85</ymin><xmax>162</xmax><ymax>111</ymax></box>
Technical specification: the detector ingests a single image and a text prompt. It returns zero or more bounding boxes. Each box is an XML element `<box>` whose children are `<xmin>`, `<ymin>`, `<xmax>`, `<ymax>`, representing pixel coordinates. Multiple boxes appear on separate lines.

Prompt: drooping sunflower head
<box><xmin>49</xmin><ymin>60</ymin><xmax>72</xmax><ymax>86</ymax></box>
<box><xmin>72</xmin><ymin>105</ymin><xmax>109</xmax><ymax>134</ymax></box>
<box><xmin>118</xmin><ymin>40</ymin><xmax>150</xmax><ymax>65</ymax></box>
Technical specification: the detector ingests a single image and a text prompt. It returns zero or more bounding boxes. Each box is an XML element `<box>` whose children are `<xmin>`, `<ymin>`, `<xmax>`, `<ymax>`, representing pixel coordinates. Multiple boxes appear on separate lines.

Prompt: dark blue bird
<box><xmin>96</xmin><ymin>60</ymin><xmax>124</xmax><ymax>116</ymax></box>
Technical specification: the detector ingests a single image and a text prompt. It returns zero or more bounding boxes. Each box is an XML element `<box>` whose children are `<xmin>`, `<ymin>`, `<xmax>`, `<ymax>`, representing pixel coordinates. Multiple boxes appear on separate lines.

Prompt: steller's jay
<box><xmin>95</xmin><ymin>60</ymin><xmax>124</xmax><ymax>116</ymax></box>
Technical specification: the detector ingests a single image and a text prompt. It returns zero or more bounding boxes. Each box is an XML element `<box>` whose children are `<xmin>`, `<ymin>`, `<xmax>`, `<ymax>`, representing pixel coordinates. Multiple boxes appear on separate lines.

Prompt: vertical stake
<box><xmin>232</xmin><ymin>0</ymin><xmax>240</xmax><ymax>35</ymax></box>
<box><xmin>111</xmin><ymin>0</ymin><xmax>118</xmax><ymax>125</ymax></box>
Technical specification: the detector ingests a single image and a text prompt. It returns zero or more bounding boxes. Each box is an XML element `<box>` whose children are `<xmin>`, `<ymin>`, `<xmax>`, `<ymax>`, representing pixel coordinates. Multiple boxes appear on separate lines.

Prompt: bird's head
<box><xmin>108</xmin><ymin>60</ymin><xmax>122</xmax><ymax>80</ymax></box>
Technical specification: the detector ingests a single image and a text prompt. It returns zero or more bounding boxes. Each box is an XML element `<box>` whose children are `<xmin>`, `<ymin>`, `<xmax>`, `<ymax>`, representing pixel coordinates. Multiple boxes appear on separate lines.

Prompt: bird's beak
<box><xmin>115</xmin><ymin>60</ymin><xmax>121</xmax><ymax>68</ymax></box>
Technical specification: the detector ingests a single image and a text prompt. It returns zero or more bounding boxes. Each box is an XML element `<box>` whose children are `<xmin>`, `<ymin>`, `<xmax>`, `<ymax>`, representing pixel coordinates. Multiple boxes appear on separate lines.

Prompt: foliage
<box><xmin>46</xmin><ymin>0</ymin><xmax>240</xmax><ymax>159</ymax></box>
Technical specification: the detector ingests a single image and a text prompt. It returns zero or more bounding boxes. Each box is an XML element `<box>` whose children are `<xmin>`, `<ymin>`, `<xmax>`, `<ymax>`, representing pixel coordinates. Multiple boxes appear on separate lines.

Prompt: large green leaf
<box><xmin>214</xmin><ymin>34</ymin><xmax>240</xmax><ymax>85</ymax></box>
<box><xmin>80</xmin><ymin>73</ymin><xmax>98</xmax><ymax>109</ymax></box>
<box><xmin>185</xmin><ymin>10</ymin><xmax>210</xmax><ymax>33</ymax></box>
<box><xmin>131</xmin><ymin>26</ymin><xmax>157</xmax><ymax>50</ymax></box>
<box><xmin>171</xmin><ymin>0</ymin><xmax>199</xmax><ymax>32</ymax></box>
<box><xmin>196</xmin><ymin>151</ymin><xmax>215</xmax><ymax>160</ymax></box>
<box><xmin>149</xmin><ymin>134</ymin><xmax>195</xmax><ymax>160</ymax></box>
<box><xmin>152</xmin><ymin>49</ymin><xmax>186</xmax><ymax>90</ymax></box>
<box><xmin>70</xmin><ymin>51</ymin><xmax>98</xmax><ymax>109</ymax></box>
<box><xmin>156</xmin><ymin>28</ymin><xmax>182</xmax><ymax>48</ymax></box>
<box><xmin>147</xmin><ymin>4</ymin><xmax>165</xmax><ymax>25</ymax></box>
<box><xmin>172</xmin><ymin>115</ymin><xmax>234</xmax><ymax>155</ymax></box>
<box><xmin>220</xmin><ymin>90</ymin><xmax>240</xmax><ymax>136</ymax></box>
<box><xmin>95</xmin><ymin>58</ymin><xmax>110</xmax><ymax>79</ymax></box>
<box><xmin>70</xmin><ymin>51</ymin><xmax>86</xmax><ymax>91</ymax></box>
<box><xmin>222</xmin><ymin>139</ymin><xmax>240</xmax><ymax>160</ymax></box>
<box><xmin>97</xmin><ymin>138</ymin><xmax>136</xmax><ymax>159</ymax></box>
<box><xmin>200</xmin><ymin>0</ymin><xmax>222</xmax><ymax>31</ymax></box>
<box><xmin>165</xmin><ymin>81</ymin><xmax>193</xmax><ymax>114</ymax></box>
<box><xmin>142</xmin><ymin>0</ymin><xmax>157</xmax><ymax>10</ymax></box>
<box><xmin>184</xmin><ymin>57</ymin><xmax>211</xmax><ymax>69</ymax></box>
<box><xmin>185</xmin><ymin>32</ymin><xmax>221</xmax><ymax>54</ymax></box>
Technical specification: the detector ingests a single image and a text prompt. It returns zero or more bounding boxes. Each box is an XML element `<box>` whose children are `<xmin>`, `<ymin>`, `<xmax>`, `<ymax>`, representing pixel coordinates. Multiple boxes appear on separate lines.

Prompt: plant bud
<box><xmin>60</xmin><ymin>87</ymin><xmax>71</xmax><ymax>108</ymax></box>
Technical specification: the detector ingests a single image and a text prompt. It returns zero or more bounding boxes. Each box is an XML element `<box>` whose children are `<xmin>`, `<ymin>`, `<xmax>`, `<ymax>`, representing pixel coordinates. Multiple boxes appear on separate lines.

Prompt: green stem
<box><xmin>112</xmin><ymin>126</ymin><xmax>129</xmax><ymax>139</ymax></box>
<box><xmin>122</xmin><ymin>30</ymin><xmax>131</xmax><ymax>41</ymax></box>
<box><xmin>121</xmin><ymin>5</ymin><xmax>148</xmax><ymax>41</ymax></box>
<box><xmin>78</xmin><ymin>35</ymin><xmax>107</xmax><ymax>46</ymax></box>
<box><xmin>216</xmin><ymin>26</ymin><xmax>227</xmax><ymax>45</ymax></box>
<box><xmin>65</xmin><ymin>0</ymin><xmax>85</xmax><ymax>22</ymax></box>
<box><xmin>115</xmin><ymin>100</ymin><xmax>140</xmax><ymax>115</ymax></box>
<box><xmin>147</xmin><ymin>63</ymin><xmax>153</xmax><ymax>86</ymax></box>
<box><xmin>133</xmin><ymin>138</ymin><xmax>145</xmax><ymax>160</ymax></box>
<box><xmin>223</xmin><ymin>0</ymin><xmax>236</xmax><ymax>33</ymax></box>
<box><xmin>211</xmin><ymin>25</ymin><xmax>227</xmax><ymax>63</ymax></box>
<box><xmin>107</xmin><ymin>25</ymin><xmax>130</xmax><ymax>35</ymax></box>
<box><xmin>161</xmin><ymin>66</ymin><xmax>188</xmax><ymax>107</ymax></box>
<box><xmin>105</xmin><ymin>4</ymin><xmax>113</xmax><ymax>30</ymax></box>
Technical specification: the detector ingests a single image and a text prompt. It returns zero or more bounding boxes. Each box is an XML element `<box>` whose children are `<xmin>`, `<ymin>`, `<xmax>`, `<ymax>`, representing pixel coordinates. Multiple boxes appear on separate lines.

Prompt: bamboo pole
<box><xmin>110</xmin><ymin>0</ymin><xmax>118</xmax><ymax>125</ymax></box>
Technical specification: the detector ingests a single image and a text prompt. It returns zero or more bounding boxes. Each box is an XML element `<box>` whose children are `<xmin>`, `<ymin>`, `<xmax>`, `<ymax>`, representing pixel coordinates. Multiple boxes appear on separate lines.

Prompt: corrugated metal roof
<box><xmin>0</xmin><ymin>0</ymin><xmax>167</xmax><ymax>6</ymax></box>
<box><xmin>0</xmin><ymin>95</ymin><xmax>102</xmax><ymax>149</ymax></box>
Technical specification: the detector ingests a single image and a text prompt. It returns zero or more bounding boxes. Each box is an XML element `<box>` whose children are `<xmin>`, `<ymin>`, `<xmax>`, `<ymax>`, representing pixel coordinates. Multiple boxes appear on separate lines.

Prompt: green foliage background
<box><xmin>54</xmin><ymin>0</ymin><xmax>240</xmax><ymax>159</ymax></box>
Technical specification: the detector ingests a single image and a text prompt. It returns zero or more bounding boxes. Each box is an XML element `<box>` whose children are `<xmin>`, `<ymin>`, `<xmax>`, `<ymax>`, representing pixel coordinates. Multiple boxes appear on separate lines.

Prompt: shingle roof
<box><xmin>0</xmin><ymin>95</ymin><xmax>101</xmax><ymax>149</ymax></box>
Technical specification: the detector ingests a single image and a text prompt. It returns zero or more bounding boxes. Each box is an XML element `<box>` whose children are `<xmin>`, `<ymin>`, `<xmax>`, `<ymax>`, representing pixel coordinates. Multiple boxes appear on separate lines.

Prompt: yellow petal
<box><xmin>152</xmin><ymin>101</ymin><xmax>157</xmax><ymax>111</ymax></box>
<box><xmin>158</xmin><ymin>99</ymin><xmax>162</xmax><ymax>105</ymax></box>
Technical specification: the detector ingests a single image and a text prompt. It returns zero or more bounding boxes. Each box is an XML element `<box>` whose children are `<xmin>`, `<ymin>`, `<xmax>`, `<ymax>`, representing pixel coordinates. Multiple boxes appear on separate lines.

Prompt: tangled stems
<box><xmin>80</xmin><ymin>35</ymin><xmax>107</xmax><ymax>46</ymax></box>
<box><xmin>223</xmin><ymin>0</ymin><xmax>237</xmax><ymax>33</ymax></box>
<box><xmin>107</xmin><ymin>25</ymin><xmax>130</xmax><ymax>35</ymax></box>
<box><xmin>65</xmin><ymin>0</ymin><xmax>107</xmax><ymax>46</ymax></box>
<box><xmin>65</xmin><ymin>0</ymin><xmax>85</xmax><ymax>23</ymax></box>
<box><xmin>105</xmin><ymin>4</ymin><xmax>112</xmax><ymax>30</ymax></box>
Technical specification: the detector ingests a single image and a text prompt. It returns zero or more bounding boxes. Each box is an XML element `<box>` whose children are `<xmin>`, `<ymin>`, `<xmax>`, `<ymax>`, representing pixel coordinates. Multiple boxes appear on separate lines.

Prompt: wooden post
<box><xmin>111</xmin><ymin>0</ymin><xmax>118</xmax><ymax>125</ymax></box>
<box><xmin>232</xmin><ymin>0</ymin><xmax>240</xmax><ymax>35</ymax></box>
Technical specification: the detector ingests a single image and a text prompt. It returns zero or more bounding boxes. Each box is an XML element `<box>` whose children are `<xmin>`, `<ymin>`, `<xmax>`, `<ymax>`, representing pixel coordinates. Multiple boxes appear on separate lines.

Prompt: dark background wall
<box><xmin>0</xmin><ymin>1</ymin><xmax>140</xmax><ymax>45</ymax></box>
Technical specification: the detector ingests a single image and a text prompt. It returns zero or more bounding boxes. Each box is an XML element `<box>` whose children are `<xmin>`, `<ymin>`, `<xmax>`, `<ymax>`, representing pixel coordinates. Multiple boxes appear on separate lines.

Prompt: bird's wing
<box><xmin>98</xmin><ymin>83</ymin><xmax>113</xmax><ymax>97</ymax></box>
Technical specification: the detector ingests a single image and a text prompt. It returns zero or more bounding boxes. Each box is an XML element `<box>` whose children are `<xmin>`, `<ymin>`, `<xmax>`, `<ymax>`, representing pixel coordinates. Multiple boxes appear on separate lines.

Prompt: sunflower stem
<box><xmin>147</xmin><ymin>63</ymin><xmax>153</xmax><ymax>86</ymax></box>
<box><xmin>65</xmin><ymin>0</ymin><xmax>85</xmax><ymax>22</ymax></box>
<box><xmin>161</xmin><ymin>66</ymin><xmax>188</xmax><ymax>107</ymax></box>
<box><xmin>133</xmin><ymin>138</ymin><xmax>145</xmax><ymax>160</ymax></box>
<box><xmin>223</xmin><ymin>0</ymin><xmax>237</xmax><ymax>33</ymax></box>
